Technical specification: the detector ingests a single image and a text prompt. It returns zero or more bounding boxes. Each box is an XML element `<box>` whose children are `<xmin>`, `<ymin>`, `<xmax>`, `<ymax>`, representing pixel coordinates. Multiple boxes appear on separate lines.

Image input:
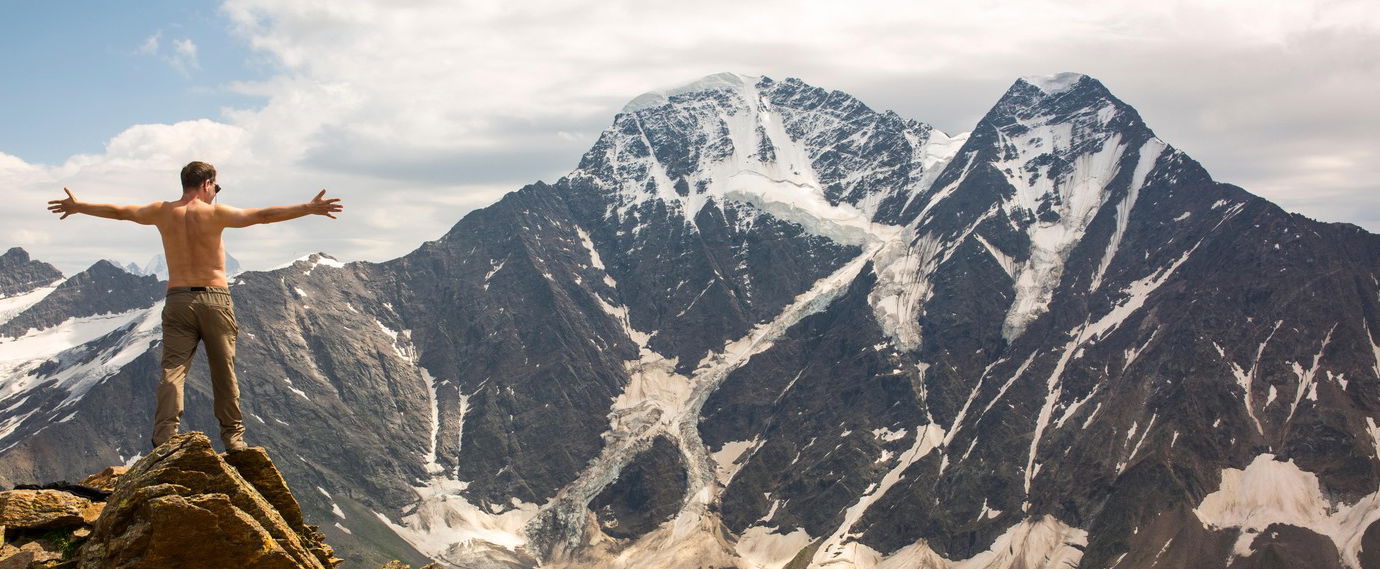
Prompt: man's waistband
<box><xmin>167</xmin><ymin>286</ymin><xmax>231</xmax><ymax>294</ymax></box>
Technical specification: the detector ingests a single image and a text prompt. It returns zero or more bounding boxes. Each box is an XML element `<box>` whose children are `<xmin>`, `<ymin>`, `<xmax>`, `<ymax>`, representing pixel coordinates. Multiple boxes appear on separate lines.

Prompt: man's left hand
<box><xmin>308</xmin><ymin>189</ymin><xmax>343</xmax><ymax>219</ymax></box>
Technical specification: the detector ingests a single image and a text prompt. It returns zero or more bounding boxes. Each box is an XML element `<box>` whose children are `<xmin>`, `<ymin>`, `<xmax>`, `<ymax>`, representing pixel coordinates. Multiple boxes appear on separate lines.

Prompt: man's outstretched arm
<box><xmin>217</xmin><ymin>190</ymin><xmax>343</xmax><ymax>228</ymax></box>
<box><xmin>47</xmin><ymin>188</ymin><xmax>158</xmax><ymax>224</ymax></box>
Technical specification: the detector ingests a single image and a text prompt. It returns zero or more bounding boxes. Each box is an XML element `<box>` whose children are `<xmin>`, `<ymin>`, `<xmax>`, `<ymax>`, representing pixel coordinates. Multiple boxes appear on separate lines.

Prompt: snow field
<box><xmin>1195</xmin><ymin>454</ymin><xmax>1380</xmax><ymax>569</ymax></box>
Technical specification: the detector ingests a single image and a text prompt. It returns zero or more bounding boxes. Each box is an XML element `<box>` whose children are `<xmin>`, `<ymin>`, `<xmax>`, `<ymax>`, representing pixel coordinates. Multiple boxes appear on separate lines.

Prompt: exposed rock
<box><xmin>0</xmin><ymin>539</ymin><xmax>66</xmax><ymax>568</ymax></box>
<box><xmin>0</xmin><ymin>248</ymin><xmax>61</xmax><ymax>298</ymax></box>
<box><xmin>77</xmin><ymin>467</ymin><xmax>126</xmax><ymax>494</ymax></box>
<box><xmin>0</xmin><ymin>549</ymin><xmax>33</xmax><ymax>569</ymax></box>
<box><xmin>0</xmin><ymin>490</ymin><xmax>91</xmax><ymax>530</ymax></box>
<box><xmin>1228</xmin><ymin>523</ymin><xmax>1343</xmax><ymax>569</ymax></box>
<box><xmin>224</xmin><ymin>448</ymin><xmax>338</xmax><ymax>566</ymax></box>
<box><xmin>590</xmin><ymin>436</ymin><xmax>688</xmax><ymax>540</ymax></box>
<box><xmin>77</xmin><ymin>433</ymin><xmax>341</xmax><ymax>569</ymax></box>
<box><xmin>18</xmin><ymin>540</ymin><xmax>63</xmax><ymax>566</ymax></box>
<box><xmin>11</xmin><ymin>483</ymin><xmax>108</xmax><ymax>504</ymax></box>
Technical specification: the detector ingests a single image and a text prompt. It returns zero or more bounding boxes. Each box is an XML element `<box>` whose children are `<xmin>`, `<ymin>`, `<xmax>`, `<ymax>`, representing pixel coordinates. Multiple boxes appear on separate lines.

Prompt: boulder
<box><xmin>224</xmin><ymin>448</ymin><xmax>338</xmax><ymax>566</ymax></box>
<box><xmin>77</xmin><ymin>467</ymin><xmax>126</xmax><ymax>494</ymax></box>
<box><xmin>0</xmin><ymin>549</ymin><xmax>33</xmax><ymax>569</ymax></box>
<box><xmin>0</xmin><ymin>540</ymin><xmax>64</xmax><ymax>568</ymax></box>
<box><xmin>77</xmin><ymin>433</ymin><xmax>341</xmax><ymax>569</ymax></box>
<box><xmin>0</xmin><ymin>490</ymin><xmax>91</xmax><ymax>530</ymax></box>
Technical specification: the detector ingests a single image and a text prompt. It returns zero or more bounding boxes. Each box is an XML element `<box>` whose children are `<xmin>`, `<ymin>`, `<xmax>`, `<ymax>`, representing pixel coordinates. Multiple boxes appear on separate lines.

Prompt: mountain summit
<box><xmin>2</xmin><ymin>73</ymin><xmax>1378</xmax><ymax>569</ymax></box>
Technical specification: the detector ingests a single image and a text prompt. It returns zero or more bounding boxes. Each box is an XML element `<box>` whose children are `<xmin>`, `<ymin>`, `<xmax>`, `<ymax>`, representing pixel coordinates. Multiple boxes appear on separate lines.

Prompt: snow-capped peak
<box><xmin>1020</xmin><ymin>72</ymin><xmax>1089</xmax><ymax>95</ymax></box>
<box><xmin>621</xmin><ymin>72</ymin><xmax>763</xmax><ymax>113</ymax></box>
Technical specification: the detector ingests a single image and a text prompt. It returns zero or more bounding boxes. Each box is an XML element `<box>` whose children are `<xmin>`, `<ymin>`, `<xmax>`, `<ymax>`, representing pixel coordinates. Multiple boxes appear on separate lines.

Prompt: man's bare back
<box><xmin>46</xmin><ymin>161</ymin><xmax>342</xmax><ymax>451</ymax></box>
<box><xmin>48</xmin><ymin>177</ymin><xmax>342</xmax><ymax>288</ymax></box>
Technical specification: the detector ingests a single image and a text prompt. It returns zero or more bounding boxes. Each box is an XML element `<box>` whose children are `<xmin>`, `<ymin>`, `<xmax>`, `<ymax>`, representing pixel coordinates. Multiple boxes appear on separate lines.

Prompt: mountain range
<box><xmin>2</xmin><ymin>72</ymin><xmax>1378</xmax><ymax>569</ymax></box>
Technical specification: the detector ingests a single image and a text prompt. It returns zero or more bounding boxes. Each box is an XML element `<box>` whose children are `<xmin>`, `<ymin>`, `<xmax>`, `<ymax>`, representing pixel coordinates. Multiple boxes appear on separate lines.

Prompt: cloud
<box><xmin>139</xmin><ymin>32</ymin><xmax>160</xmax><ymax>55</ymax></box>
<box><xmin>7</xmin><ymin>0</ymin><xmax>1379</xmax><ymax>276</ymax></box>
<box><xmin>137</xmin><ymin>31</ymin><xmax>200</xmax><ymax>76</ymax></box>
<box><xmin>216</xmin><ymin>0</ymin><xmax>1380</xmax><ymax>224</ymax></box>
<box><xmin>169</xmin><ymin>39</ymin><xmax>200</xmax><ymax>75</ymax></box>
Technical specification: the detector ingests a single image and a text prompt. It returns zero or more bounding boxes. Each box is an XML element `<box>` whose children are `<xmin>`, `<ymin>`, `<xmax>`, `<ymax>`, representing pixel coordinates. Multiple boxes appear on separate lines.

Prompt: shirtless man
<box><xmin>47</xmin><ymin>161</ymin><xmax>343</xmax><ymax>451</ymax></box>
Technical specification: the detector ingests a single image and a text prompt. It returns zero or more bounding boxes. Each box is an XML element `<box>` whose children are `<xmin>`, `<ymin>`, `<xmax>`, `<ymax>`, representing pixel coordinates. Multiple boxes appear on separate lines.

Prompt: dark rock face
<box><xmin>2</xmin><ymin>74</ymin><xmax>1379</xmax><ymax>569</ymax></box>
<box><xmin>1360</xmin><ymin>521</ymin><xmax>1380</xmax><ymax>569</ymax></box>
<box><xmin>1229</xmin><ymin>524</ymin><xmax>1344</xmax><ymax>569</ymax></box>
<box><xmin>702</xmin><ymin>266</ymin><xmax>929</xmax><ymax>539</ymax></box>
<box><xmin>0</xmin><ymin>248</ymin><xmax>62</xmax><ymax>298</ymax></box>
<box><xmin>0</xmin><ymin>260</ymin><xmax>161</xmax><ymax>338</ymax></box>
<box><xmin>590</xmin><ymin>436</ymin><xmax>688</xmax><ymax>540</ymax></box>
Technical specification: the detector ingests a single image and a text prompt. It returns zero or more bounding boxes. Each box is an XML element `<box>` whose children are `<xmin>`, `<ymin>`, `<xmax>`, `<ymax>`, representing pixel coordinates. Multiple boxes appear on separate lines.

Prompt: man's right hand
<box><xmin>308</xmin><ymin>190</ymin><xmax>343</xmax><ymax>219</ymax></box>
<box><xmin>47</xmin><ymin>188</ymin><xmax>79</xmax><ymax>219</ymax></box>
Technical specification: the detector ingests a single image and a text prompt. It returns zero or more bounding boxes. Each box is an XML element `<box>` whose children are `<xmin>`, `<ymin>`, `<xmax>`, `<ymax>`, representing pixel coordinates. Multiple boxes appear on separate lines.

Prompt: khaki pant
<box><xmin>153</xmin><ymin>287</ymin><xmax>245</xmax><ymax>450</ymax></box>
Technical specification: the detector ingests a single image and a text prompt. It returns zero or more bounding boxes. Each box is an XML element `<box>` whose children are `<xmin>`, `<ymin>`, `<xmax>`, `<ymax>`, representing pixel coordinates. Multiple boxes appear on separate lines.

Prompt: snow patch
<box><xmin>1021</xmin><ymin>72</ymin><xmax>1088</xmax><ymax>95</ymax></box>
<box><xmin>376</xmin><ymin>478</ymin><xmax>542</xmax><ymax>563</ymax></box>
<box><xmin>1084</xmin><ymin>246</ymin><xmax>1197</xmax><ymax>342</ymax></box>
<box><xmin>1223</xmin><ymin>321</ymin><xmax>1283</xmax><ymax>437</ymax></box>
<box><xmin>1286</xmin><ymin>325</ymin><xmax>1334</xmax><ymax>425</ymax></box>
<box><xmin>0</xmin><ymin>304</ymin><xmax>163</xmax><ymax>446</ymax></box>
<box><xmin>1090</xmin><ymin>139</ymin><xmax>1165</xmax><ymax>292</ymax></box>
<box><xmin>817</xmin><ymin>516</ymin><xmax>1086</xmax><ymax>569</ymax></box>
<box><xmin>623</xmin><ymin>72</ymin><xmax>761</xmax><ymax>114</ymax></box>
<box><xmin>0</xmin><ymin>280</ymin><xmax>62</xmax><ymax>326</ymax></box>
<box><xmin>998</xmin><ymin>121</ymin><xmax>1127</xmax><ymax>340</ymax></box>
<box><xmin>737</xmin><ymin>525</ymin><xmax>813</xmax><ymax>569</ymax></box>
<box><xmin>870</xmin><ymin>427</ymin><xmax>907</xmax><ymax>443</ymax></box>
<box><xmin>1195</xmin><ymin>453</ymin><xmax>1380</xmax><ymax>568</ymax></box>
<box><xmin>711</xmin><ymin>439</ymin><xmax>756</xmax><ymax>487</ymax></box>
<box><xmin>811</xmin><ymin>424</ymin><xmax>945</xmax><ymax>566</ymax></box>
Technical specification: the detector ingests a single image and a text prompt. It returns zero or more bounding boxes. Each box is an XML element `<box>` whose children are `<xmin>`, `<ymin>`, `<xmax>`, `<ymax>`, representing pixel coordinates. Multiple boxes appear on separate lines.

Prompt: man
<box><xmin>47</xmin><ymin>161</ymin><xmax>343</xmax><ymax>451</ymax></box>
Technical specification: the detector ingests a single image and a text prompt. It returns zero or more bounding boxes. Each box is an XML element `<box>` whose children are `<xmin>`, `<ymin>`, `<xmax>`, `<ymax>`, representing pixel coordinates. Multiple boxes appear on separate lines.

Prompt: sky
<box><xmin>2</xmin><ymin>0</ymin><xmax>1378</xmax><ymax>276</ymax></box>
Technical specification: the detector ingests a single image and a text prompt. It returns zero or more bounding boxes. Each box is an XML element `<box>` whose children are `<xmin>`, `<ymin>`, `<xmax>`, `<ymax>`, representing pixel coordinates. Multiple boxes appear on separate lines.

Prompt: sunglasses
<box><xmin>214</xmin><ymin>184</ymin><xmax>222</xmax><ymax>194</ymax></box>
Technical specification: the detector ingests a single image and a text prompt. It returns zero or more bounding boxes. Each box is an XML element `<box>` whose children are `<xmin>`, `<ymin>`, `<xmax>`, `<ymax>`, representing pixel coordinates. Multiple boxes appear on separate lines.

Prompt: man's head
<box><xmin>180</xmin><ymin>161</ymin><xmax>217</xmax><ymax>192</ymax></box>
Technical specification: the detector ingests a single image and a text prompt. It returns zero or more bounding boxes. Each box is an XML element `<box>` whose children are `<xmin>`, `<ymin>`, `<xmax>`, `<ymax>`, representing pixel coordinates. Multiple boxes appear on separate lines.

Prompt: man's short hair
<box><xmin>181</xmin><ymin>161</ymin><xmax>216</xmax><ymax>190</ymax></box>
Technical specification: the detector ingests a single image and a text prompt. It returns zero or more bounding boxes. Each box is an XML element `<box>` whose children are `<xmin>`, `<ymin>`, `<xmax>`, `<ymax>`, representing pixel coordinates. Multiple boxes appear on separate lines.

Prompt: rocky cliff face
<box><xmin>0</xmin><ymin>248</ymin><xmax>61</xmax><ymax>300</ymax></box>
<box><xmin>2</xmin><ymin>73</ymin><xmax>1378</xmax><ymax>569</ymax></box>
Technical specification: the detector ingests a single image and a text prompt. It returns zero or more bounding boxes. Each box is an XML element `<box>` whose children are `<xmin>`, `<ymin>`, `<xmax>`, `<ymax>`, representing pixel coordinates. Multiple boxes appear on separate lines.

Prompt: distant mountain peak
<box><xmin>0</xmin><ymin>247</ymin><xmax>62</xmax><ymax>298</ymax></box>
<box><xmin>988</xmin><ymin>73</ymin><xmax>1125</xmax><ymax>122</ymax></box>
<box><xmin>621</xmin><ymin>72</ymin><xmax>763</xmax><ymax>113</ymax></box>
<box><xmin>1018</xmin><ymin>72</ymin><xmax>1091</xmax><ymax>94</ymax></box>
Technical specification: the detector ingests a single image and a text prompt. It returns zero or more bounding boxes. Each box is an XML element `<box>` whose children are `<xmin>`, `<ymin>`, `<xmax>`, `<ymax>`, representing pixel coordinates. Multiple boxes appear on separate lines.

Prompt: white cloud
<box><xmin>169</xmin><ymin>38</ymin><xmax>200</xmax><ymax>75</ymax></box>
<box><xmin>138</xmin><ymin>32</ymin><xmax>160</xmax><ymax>55</ymax></box>
<box><xmin>6</xmin><ymin>0</ymin><xmax>1379</xmax><ymax>275</ymax></box>
<box><xmin>137</xmin><ymin>31</ymin><xmax>200</xmax><ymax>76</ymax></box>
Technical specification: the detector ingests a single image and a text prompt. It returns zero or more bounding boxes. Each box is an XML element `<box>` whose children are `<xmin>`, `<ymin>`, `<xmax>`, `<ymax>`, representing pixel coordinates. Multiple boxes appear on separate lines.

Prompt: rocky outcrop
<box><xmin>0</xmin><ymin>470</ymin><xmax>116</xmax><ymax>568</ymax></box>
<box><xmin>75</xmin><ymin>432</ymin><xmax>340</xmax><ymax>569</ymax></box>
<box><xmin>1</xmin><ymin>438</ymin><xmax>431</xmax><ymax>569</ymax></box>
<box><xmin>1</xmin><ymin>432</ymin><xmax>345</xmax><ymax>569</ymax></box>
<box><xmin>0</xmin><ymin>248</ymin><xmax>61</xmax><ymax>298</ymax></box>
